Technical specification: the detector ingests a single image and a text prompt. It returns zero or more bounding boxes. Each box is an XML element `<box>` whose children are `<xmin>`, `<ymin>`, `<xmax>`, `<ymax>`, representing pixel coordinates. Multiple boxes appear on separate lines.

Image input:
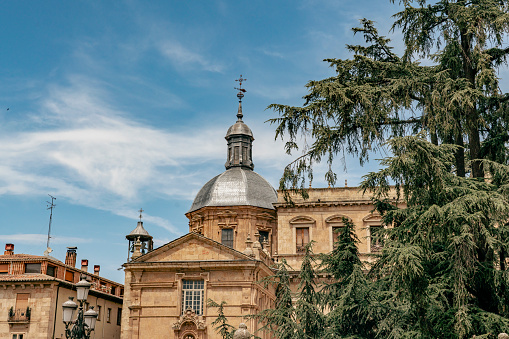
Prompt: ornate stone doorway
<box><xmin>172</xmin><ymin>309</ymin><xmax>206</xmax><ymax>339</ymax></box>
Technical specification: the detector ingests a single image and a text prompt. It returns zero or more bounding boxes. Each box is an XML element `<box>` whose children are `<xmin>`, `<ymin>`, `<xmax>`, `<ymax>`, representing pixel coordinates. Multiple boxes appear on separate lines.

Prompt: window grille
<box><xmin>181</xmin><ymin>280</ymin><xmax>204</xmax><ymax>315</ymax></box>
<box><xmin>221</xmin><ymin>229</ymin><xmax>234</xmax><ymax>248</ymax></box>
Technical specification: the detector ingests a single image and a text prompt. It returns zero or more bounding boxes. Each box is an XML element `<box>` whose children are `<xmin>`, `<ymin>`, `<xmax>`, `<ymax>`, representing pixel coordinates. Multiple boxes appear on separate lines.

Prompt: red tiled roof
<box><xmin>0</xmin><ymin>254</ymin><xmax>63</xmax><ymax>263</ymax></box>
<box><xmin>0</xmin><ymin>274</ymin><xmax>57</xmax><ymax>282</ymax></box>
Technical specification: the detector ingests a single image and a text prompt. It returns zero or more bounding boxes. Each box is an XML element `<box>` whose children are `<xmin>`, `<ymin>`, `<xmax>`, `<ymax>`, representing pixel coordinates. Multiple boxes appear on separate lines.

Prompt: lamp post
<box><xmin>62</xmin><ymin>277</ymin><xmax>98</xmax><ymax>339</ymax></box>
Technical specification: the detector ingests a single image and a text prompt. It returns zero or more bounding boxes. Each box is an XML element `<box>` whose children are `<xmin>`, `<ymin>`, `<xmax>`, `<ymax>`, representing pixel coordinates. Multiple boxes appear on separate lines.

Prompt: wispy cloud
<box><xmin>157</xmin><ymin>40</ymin><xmax>224</xmax><ymax>73</ymax></box>
<box><xmin>0</xmin><ymin>234</ymin><xmax>92</xmax><ymax>245</ymax></box>
<box><xmin>0</xmin><ymin>75</ymin><xmax>231</xmax><ymax>234</ymax></box>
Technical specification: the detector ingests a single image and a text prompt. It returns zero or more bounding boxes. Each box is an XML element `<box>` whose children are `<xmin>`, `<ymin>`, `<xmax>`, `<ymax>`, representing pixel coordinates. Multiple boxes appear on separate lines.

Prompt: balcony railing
<box><xmin>8</xmin><ymin>307</ymin><xmax>30</xmax><ymax>323</ymax></box>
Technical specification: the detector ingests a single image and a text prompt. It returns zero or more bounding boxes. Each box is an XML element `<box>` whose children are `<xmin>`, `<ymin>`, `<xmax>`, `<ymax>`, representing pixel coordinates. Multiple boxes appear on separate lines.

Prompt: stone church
<box><xmin>120</xmin><ymin>88</ymin><xmax>393</xmax><ymax>339</ymax></box>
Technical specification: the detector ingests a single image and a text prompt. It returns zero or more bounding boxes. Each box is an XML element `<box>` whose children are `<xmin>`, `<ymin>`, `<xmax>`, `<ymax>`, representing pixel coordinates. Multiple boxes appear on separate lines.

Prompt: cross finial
<box><xmin>138</xmin><ymin>208</ymin><xmax>144</xmax><ymax>222</ymax></box>
<box><xmin>234</xmin><ymin>75</ymin><xmax>247</xmax><ymax>102</ymax></box>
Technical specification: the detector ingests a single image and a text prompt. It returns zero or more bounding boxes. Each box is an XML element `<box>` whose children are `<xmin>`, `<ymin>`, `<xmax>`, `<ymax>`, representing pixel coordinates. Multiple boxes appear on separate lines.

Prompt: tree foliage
<box><xmin>362</xmin><ymin>135</ymin><xmax>509</xmax><ymax>338</ymax></box>
<box><xmin>207</xmin><ymin>299</ymin><xmax>236</xmax><ymax>339</ymax></box>
<box><xmin>269</xmin><ymin>0</ymin><xmax>509</xmax><ymax>191</ymax></box>
<box><xmin>262</xmin><ymin>2</ymin><xmax>509</xmax><ymax>338</ymax></box>
<box><xmin>253</xmin><ymin>259</ymin><xmax>297</xmax><ymax>339</ymax></box>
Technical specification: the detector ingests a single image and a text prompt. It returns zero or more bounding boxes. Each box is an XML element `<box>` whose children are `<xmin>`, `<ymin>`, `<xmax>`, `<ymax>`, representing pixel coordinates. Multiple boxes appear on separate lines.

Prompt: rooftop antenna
<box><xmin>45</xmin><ymin>194</ymin><xmax>56</xmax><ymax>256</ymax></box>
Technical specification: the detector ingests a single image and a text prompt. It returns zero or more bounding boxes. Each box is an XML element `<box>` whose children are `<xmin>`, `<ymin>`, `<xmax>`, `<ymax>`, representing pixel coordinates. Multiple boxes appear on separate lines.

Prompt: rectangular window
<box><xmin>0</xmin><ymin>263</ymin><xmax>8</xmax><ymax>274</ymax></box>
<box><xmin>296</xmin><ymin>227</ymin><xmax>309</xmax><ymax>253</ymax></box>
<box><xmin>24</xmin><ymin>263</ymin><xmax>41</xmax><ymax>274</ymax></box>
<box><xmin>65</xmin><ymin>271</ymin><xmax>74</xmax><ymax>282</ymax></box>
<box><xmin>111</xmin><ymin>286</ymin><xmax>116</xmax><ymax>295</ymax></box>
<box><xmin>332</xmin><ymin>227</ymin><xmax>342</xmax><ymax>248</ymax></box>
<box><xmin>12</xmin><ymin>335</ymin><xmax>24</xmax><ymax>339</ymax></box>
<box><xmin>97</xmin><ymin>305</ymin><xmax>101</xmax><ymax>321</ymax></box>
<box><xmin>221</xmin><ymin>229</ymin><xmax>234</xmax><ymax>248</ymax></box>
<box><xmin>46</xmin><ymin>265</ymin><xmax>56</xmax><ymax>277</ymax></box>
<box><xmin>107</xmin><ymin>308</ymin><xmax>111</xmax><ymax>323</ymax></box>
<box><xmin>181</xmin><ymin>280</ymin><xmax>204</xmax><ymax>315</ymax></box>
<box><xmin>117</xmin><ymin>308</ymin><xmax>122</xmax><ymax>326</ymax></box>
<box><xmin>14</xmin><ymin>293</ymin><xmax>30</xmax><ymax>321</ymax></box>
<box><xmin>370</xmin><ymin>226</ymin><xmax>384</xmax><ymax>252</ymax></box>
<box><xmin>120</xmin><ymin>288</ymin><xmax>124</xmax><ymax>297</ymax></box>
<box><xmin>242</xmin><ymin>146</ymin><xmax>247</xmax><ymax>161</ymax></box>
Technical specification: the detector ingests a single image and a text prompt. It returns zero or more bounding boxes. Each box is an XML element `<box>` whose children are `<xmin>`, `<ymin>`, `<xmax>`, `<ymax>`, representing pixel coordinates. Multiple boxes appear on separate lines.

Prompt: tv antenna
<box><xmin>45</xmin><ymin>195</ymin><xmax>56</xmax><ymax>255</ymax></box>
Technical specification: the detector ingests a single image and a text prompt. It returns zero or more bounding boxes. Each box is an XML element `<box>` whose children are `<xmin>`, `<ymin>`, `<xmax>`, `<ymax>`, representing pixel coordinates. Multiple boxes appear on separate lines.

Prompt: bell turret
<box><xmin>126</xmin><ymin>209</ymin><xmax>153</xmax><ymax>261</ymax></box>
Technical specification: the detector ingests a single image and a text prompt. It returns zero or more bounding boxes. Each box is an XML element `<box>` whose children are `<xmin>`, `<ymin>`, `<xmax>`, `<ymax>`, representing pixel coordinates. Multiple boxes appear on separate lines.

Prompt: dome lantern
<box><xmin>225</xmin><ymin>75</ymin><xmax>254</xmax><ymax>170</ymax></box>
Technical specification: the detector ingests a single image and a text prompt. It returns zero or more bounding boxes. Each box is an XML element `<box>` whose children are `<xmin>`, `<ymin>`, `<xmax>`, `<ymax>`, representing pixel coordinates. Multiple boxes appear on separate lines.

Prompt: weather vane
<box><xmin>235</xmin><ymin>75</ymin><xmax>247</xmax><ymax>102</ymax></box>
<box><xmin>138</xmin><ymin>208</ymin><xmax>144</xmax><ymax>222</ymax></box>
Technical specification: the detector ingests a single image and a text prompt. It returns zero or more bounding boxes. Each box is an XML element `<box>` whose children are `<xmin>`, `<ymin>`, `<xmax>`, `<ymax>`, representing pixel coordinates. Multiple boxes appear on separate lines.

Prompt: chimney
<box><xmin>81</xmin><ymin>259</ymin><xmax>89</xmax><ymax>272</ymax></box>
<box><xmin>65</xmin><ymin>247</ymin><xmax>77</xmax><ymax>267</ymax></box>
<box><xmin>94</xmin><ymin>265</ymin><xmax>100</xmax><ymax>275</ymax></box>
<box><xmin>4</xmin><ymin>243</ymin><xmax>14</xmax><ymax>255</ymax></box>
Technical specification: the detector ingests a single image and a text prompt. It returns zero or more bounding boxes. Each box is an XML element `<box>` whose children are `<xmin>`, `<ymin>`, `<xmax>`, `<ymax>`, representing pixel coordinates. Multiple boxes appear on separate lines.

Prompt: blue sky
<box><xmin>1</xmin><ymin>1</ymin><xmax>506</xmax><ymax>283</ymax></box>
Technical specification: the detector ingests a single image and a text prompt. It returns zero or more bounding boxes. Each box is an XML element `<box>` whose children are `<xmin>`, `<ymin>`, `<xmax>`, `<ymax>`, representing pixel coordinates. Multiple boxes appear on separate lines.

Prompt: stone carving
<box><xmin>233</xmin><ymin>323</ymin><xmax>250</xmax><ymax>339</ymax></box>
<box><xmin>172</xmin><ymin>309</ymin><xmax>205</xmax><ymax>331</ymax></box>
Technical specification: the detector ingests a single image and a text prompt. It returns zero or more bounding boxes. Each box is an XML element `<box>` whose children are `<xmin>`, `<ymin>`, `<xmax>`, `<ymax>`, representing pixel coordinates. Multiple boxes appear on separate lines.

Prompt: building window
<box><xmin>117</xmin><ymin>308</ymin><xmax>122</xmax><ymax>326</ymax></box>
<box><xmin>97</xmin><ymin>305</ymin><xmax>101</xmax><ymax>321</ymax></box>
<box><xmin>182</xmin><ymin>280</ymin><xmax>204</xmax><ymax>315</ymax></box>
<box><xmin>221</xmin><ymin>229</ymin><xmax>234</xmax><ymax>248</ymax></box>
<box><xmin>0</xmin><ymin>263</ymin><xmax>8</xmax><ymax>274</ymax></box>
<box><xmin>120</xmin><ymin>288</ymin><xmax>124</xmax><ymax>297</ymax></box>
<box><xmin>111</xmin><ymin>286</ymin><xmax>116</xmax><ymax>295</ymax></box>
<box><xmin>106</xmin><ymin>308</ymin><xmax>111</xmax><ymax>323</ymax></box>
<box><xmin>296</xmin><ymin>227</ymin><xmax>309</xmax><ymax>253</ymax></box>
<box><xmin>370</xmin><ymin>226</ymin><xmax>384</xmax><ymax>252</ymax></box>
<box><xmin>46</xmin><ymin>265</ymin><xmax>56</xmax><ymax>277</ymax></box>
<box><xmin>24</xmin><ymin>263</ymin><xmax>41</xmax><ymax>274</ymax></box>
<box><xmin>12</xmin><ymin>334</ymin><xmax>24</xmax><ymax>339</ymax></box>
<box><xmin>64</xmin><ymin>271</ymin><xmax>74</xmax><ymax>282</ymax></box>
<box><xmin>259</xmin><ymin>231</ymin><xmax>269</xmax><ymax>249</ymax></box>
<box><xmin>332</xmin><ymin>226</ymin><xmax>342</xmax><ymax>248</ymax></box>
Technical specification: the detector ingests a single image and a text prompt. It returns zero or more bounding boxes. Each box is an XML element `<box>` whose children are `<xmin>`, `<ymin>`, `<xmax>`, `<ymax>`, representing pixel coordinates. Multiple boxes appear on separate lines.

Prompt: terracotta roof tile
<box><xmin>0</xmin><ymin>274</ymin><xmax>57</xmax><ymax>282</ymax></box>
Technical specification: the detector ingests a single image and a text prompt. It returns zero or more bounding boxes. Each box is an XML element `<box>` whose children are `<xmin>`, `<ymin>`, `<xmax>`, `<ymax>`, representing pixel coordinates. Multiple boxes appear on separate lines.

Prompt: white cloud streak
<box><xmin>0</xmin><ymin>75</ymin><xmax>232</xmax><ymax>234</ymax></box>
<box><xmin>0</xmin><ymin>234</ymin><xmax>92</xmax><ymax>245</ymax></box>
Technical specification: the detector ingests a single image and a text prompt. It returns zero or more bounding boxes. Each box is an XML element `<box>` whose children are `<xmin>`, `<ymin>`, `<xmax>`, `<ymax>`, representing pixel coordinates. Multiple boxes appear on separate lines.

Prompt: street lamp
<box><xmin>62</xmin><ymin>277</ymin><xmax>98</xmax><ymax>339</ymax></box>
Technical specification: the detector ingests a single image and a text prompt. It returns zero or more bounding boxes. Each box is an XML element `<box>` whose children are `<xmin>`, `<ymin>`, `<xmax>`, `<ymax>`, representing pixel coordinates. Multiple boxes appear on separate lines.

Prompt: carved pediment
<box><xmin>172</xmin><ymin>309</ymin><xmax>206</xmax><ymax>331</ymax></box>
<box><xmin>325</xmin><ymin>215</ymin><xmax>351</xmax><ymax>225</ymax></box>
<box><xmin>289</xmin><ymin>216</ymin><xmax>315</xmax><ymax>225</ymax></box>
<box><xmin>132</xmin><ymin>233</ymin><xmax>255</xmax><ymax>263</ymax></box>
<box><xmin>217</xmin><ymin>210</ymin><xmax>238</xmax><ymax>228</ymax></box>
<box><xmin>363</xmin><ymin>213</ymin><xmax>382</xmax><ymax>225</ymax></box>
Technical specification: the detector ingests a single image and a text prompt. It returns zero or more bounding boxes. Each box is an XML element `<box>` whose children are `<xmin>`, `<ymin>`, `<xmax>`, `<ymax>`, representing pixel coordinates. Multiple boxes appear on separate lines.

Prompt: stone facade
<box><xmin>121</xmin><ymin>233</ymin><xmax>274</xmax><ymax>339</ymax></box>
<box><xmin>274</xmin><ymin>187</ymin><xmax>400</xmax><ymax>269</ymax></box>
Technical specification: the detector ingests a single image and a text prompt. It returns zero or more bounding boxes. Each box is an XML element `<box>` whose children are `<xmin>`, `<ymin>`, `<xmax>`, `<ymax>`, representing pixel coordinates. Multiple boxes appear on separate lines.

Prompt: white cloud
<box><xmin>0</xmin><ymin>76</ymin><xmax>231</xmax><ymax>234</ymax></box>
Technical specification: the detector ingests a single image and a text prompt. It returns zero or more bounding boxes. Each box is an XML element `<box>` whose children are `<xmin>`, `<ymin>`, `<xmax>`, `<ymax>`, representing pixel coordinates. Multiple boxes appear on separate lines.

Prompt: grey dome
<box><xmin>188</xmin><ymin>167</ymin><xmax>277</xmax><ymax>213</ymax></box>
<box><xmin>226</xmin><ymin>121</ymin><xmax>253</xmax><ymax>139</ymax></box>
